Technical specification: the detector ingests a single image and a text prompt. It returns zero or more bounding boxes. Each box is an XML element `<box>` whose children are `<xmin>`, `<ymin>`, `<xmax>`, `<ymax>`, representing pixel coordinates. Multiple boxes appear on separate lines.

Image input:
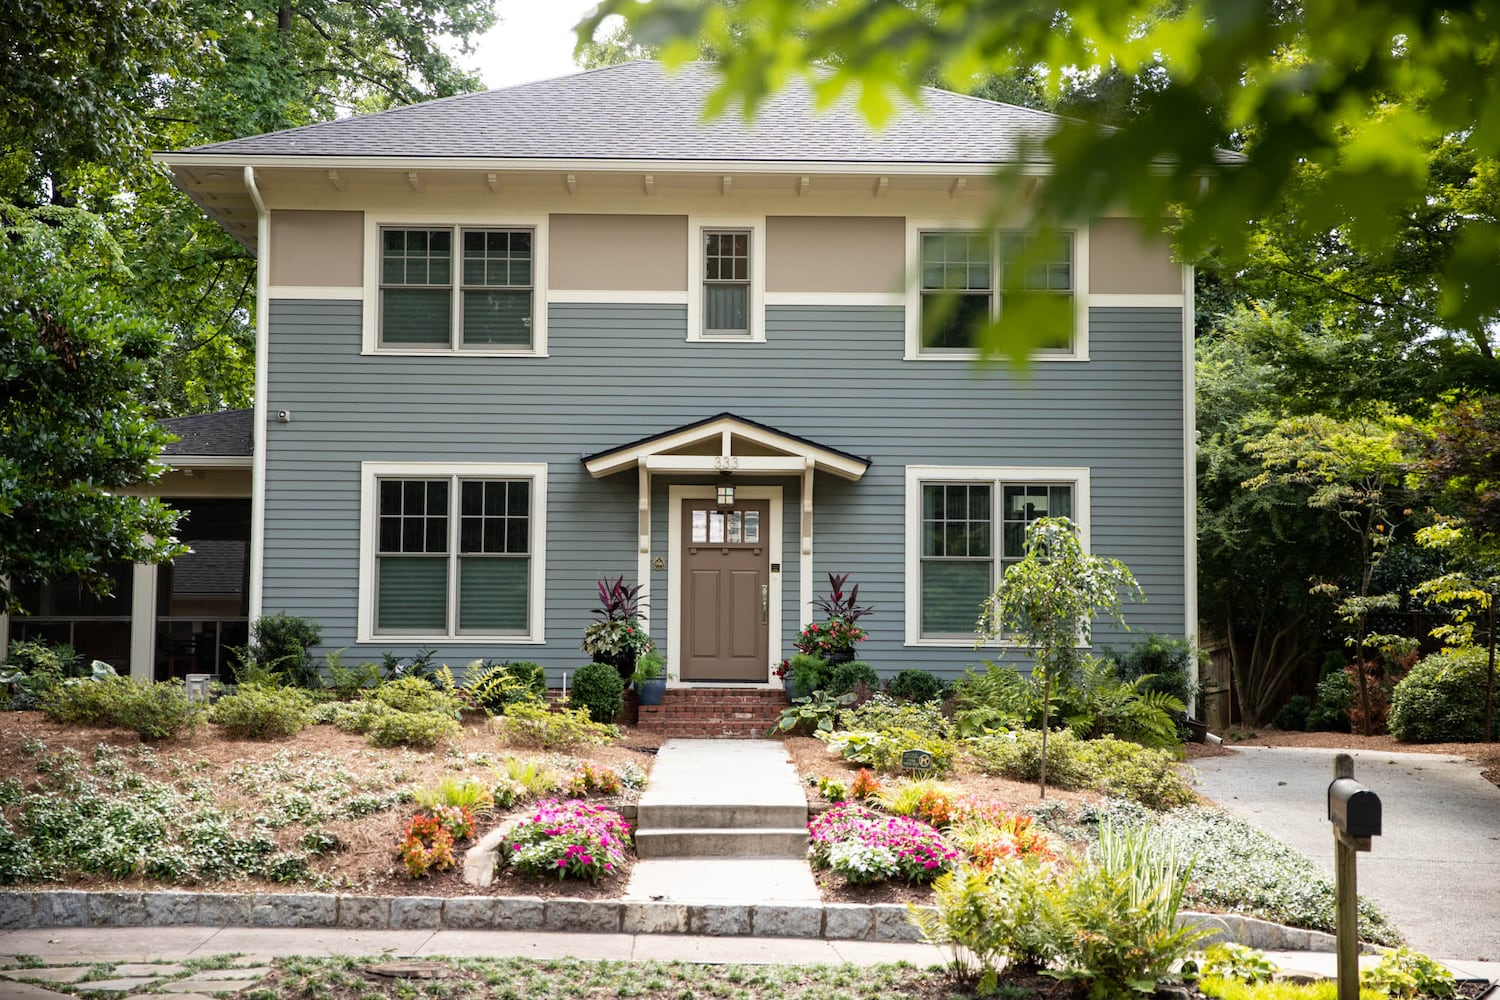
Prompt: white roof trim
<box><xmin>161</xmin><ymin>454</ymin><xmax>253</xmax><ymax>469</ymax></box>
<box><xmin>584</xmin><ymin>415</ymin><xmax>869</xmax><ymax>482</ymax></box>
<box><xmin>154</xmin><ymin>153</ymin><xmax>1042</xmax><ymax>176</ymax></box>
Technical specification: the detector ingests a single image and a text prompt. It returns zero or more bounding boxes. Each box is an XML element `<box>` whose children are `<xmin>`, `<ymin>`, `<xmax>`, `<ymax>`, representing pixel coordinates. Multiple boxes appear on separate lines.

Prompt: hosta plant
<box><xmin>507</xmin><ymin>799</ymin><xmax>632</xmax><ymax>883</ymax></box>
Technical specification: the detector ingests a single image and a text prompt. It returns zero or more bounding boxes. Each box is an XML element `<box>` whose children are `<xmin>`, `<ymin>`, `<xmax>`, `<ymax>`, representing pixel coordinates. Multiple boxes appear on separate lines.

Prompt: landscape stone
<box><xmin>822</xmin><ymin>903</ymin><xmax>875</xmax><ymax>941</ymax></box>
<box><xmin>492</xmin><ymin>896</ymin><xmax>544</xmax><ymax>930</ymax></box>
<box><xmin>195</xmin><ymin>893</ymin><xmax>253</xmax><ymax>926</ymax></box>
<box><xmin>176</xmin><ymin>967</ymin><xmax>272</xmax><ymax>981</ymax></box>
<box><xmin>442</xmin><ymin>897</ymin><xmax>499</xmax><ymax>929</ymax></box>
<box><xmin>88</xmin><ymin>892</ymin><xmax>146</xmax><ymax>927</ymax></box>
<box><xmin>0</xmin><ymin>891</ymin><xmax>33</xmax><ymax>929</ymax></box>
<box><xmin>336</xmin><ymin>895</ymin><xmax>391</xmax><ymax>929</ymax></box>
<box><xmin>35</xmin><ymin>891</ymin><xmax>89</xmax><ymax>928</ymax></box>
<box><xmin>622</xmin><ymin>901</ymin><xmax>688</xmax><ymax>934</ymax></box>
<box><xmin>159</xmin><ymin>979</ymin><xmax>260</xmax><ymax>994</ymax></box>
<box><xmin>749</xmin><ymin>904</ymin><xmax>821</xmax><ymax>938</ymax></box>
<box><xmin>872</xmin><ymin>904</ymin><xmax>925</xmax><ymax>943</ymax></box>
<box><xmin>250</xmin><ymin>892</ymin><xmax>336</xmax><ymax>928</ymax></box>
<box><xmin>0</xmin><ymin>967</ymin><xmax>92</xmax><ymax>983</ymax></box>
<box><xmin>60</xmin><ymin>977</ymin><xmax>157</xmax><ymax>993</ymax></box>
<box><xmin>544</xmin><ymin>898</ymin><xmax>621</xmax><ymax>933</ymax></box>
<box><xmin>144</xmin><ymin>892</ymin><xmax>201</xmax><ymax>926</ymax></box>
<box><xmin>390</xmin><ymin>896</ymin><xmax>444</xmax><ymax>929</ymax></box>
<box><xmin>0</xmin><ymin>984</ymin><xmax>77</xmax><ymax>999</ymax></box>
<box><xmin>687</xmin><ymin>904</ymin><xmax>750</xmax><ymax>937</ymax></box>
<box><xmin>111</xmin><ymin>964</ymin><xmax>186</xmax><ymax>977</ymax></box>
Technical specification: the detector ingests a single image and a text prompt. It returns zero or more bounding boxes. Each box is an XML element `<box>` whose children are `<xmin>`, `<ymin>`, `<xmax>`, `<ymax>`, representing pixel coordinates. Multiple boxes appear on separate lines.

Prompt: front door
<box><xmin>679</xmin><ymin>499</ymin><xmax>770</xmax><ymax>681</ymax></box>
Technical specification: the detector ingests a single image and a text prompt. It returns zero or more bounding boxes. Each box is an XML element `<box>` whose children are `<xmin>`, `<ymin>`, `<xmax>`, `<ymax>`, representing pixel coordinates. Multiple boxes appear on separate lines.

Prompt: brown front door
<box><xmin>680</xmin><ymin>498</ymin><xmax>770</xmax><ymax>682</ymax></box>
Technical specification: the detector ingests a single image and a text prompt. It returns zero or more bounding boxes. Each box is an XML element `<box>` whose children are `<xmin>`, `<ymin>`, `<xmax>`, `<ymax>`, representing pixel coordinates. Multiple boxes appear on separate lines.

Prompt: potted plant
<box><xmin>632</xmin><ymin>651</ymin><xmax>668</xmax><ymax>706</ymax></box>
<box><xmin>581</xmin><ymin>576</ymin><xmax>654</xmax><ymax>684</ymax></box>
<box><xmin>794</xmin><ymin>572</ymin><xmax>873</xmax><ymax>666</ymax></box>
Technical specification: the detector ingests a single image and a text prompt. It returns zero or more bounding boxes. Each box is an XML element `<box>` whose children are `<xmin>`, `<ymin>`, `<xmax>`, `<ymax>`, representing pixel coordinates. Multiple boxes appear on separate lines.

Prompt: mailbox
<box><xmin>1327</xmin><ymin>777</ymin><xmax>1381</xmax><ymax>838</ymax></box>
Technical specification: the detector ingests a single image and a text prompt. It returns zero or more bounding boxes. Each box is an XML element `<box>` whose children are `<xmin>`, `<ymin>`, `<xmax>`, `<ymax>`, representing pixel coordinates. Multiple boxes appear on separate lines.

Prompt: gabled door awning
<box><xmin>582</xmin><ymin>412</ymin><xmax>871</xmax><ymax>481</ymax></box>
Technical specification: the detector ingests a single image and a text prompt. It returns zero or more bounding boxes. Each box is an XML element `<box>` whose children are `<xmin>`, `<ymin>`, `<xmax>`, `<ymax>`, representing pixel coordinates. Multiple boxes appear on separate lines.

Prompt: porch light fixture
<box><xmin>716</xmin><ymin>482</ymin><xmax>735</xmax><ymax>505</ymax></box>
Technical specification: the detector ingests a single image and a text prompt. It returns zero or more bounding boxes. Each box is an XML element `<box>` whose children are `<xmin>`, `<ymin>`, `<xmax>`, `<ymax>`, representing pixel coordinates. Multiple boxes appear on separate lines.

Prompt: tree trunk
<box><xmin>278</xmin><ymin>3</ymin><xmax>293</xmax><ymax>32</ymax></box>
<box><xmin>1038</xmin><ymin>670</ymin><xmax>1051</xmax><ymax>799</ymax></box>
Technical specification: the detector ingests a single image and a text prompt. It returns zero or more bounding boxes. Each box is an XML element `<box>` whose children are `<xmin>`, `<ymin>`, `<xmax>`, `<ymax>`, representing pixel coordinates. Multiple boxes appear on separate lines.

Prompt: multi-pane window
<box><xmin>917</xmin><ymin>479</ymin><xmax>1076</xmax><ymax>638</ymax></box>
<box><xmin>703</xmin><ymin>229</ymin><xmax>751</xmax><ymax>336</ymax></box>
<box><xmin>376</xmin><ymin>476</ymin><xmax>531</xmax><ymax>635</ymax></box>
<box><xmin>919</xmin><ymin>230</ymin><xmax>1074</xmax><ymax>352</ymax></box>
<box><xmin>380</xmin><ymin>226</ymin><xmax>533</xmax><ymax>349</ymax></box>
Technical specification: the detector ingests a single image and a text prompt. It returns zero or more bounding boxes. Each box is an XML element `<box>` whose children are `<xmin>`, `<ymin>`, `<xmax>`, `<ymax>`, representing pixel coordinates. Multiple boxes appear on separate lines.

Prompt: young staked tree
<box><xmin>975</xmin><ymin>517</ymin><xmax>1142</xmax><ymax>798</ymax></box>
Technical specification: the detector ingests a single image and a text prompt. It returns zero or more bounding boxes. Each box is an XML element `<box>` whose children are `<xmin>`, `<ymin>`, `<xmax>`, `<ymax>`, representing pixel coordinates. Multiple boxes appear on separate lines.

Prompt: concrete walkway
<box><xmin>1191</xmin><ymin>745</ymin><xmax>1500</xmax><ymax>960</ymax></box>
<box><xmin>625</xmin><ymin>739</ymin><xmax>820</xmax><ymax>904</ymax></box>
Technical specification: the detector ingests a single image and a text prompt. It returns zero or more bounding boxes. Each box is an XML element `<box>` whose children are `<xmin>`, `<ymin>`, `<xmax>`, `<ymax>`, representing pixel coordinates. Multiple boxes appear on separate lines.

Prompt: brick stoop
<box><xmin>636</xmin><ymin>687</ymin><xmax>789</xmax><ymax>738</ymax></box>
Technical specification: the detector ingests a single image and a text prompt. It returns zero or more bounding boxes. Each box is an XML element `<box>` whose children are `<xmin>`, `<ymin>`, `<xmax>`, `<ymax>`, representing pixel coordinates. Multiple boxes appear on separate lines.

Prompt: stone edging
<box><xmin>0</xmin><ymin>890</ymin><xmax>1355</xmax><ymax>950</ymax></box>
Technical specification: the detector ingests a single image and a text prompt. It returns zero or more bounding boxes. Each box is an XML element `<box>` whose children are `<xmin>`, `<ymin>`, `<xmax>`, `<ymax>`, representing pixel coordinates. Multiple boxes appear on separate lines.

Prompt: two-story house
<box><xmin>4</xmin><ymin>62</ymin><xmax>1194</xmax><ymax>691</ymax></box>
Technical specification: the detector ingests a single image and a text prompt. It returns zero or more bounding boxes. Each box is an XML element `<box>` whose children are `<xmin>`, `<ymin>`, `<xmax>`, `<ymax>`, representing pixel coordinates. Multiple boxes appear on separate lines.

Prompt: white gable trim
<box><xmin>584</xmin><ymin>415</ymin><xmax>869</xmax><ymax>481</ymax></box>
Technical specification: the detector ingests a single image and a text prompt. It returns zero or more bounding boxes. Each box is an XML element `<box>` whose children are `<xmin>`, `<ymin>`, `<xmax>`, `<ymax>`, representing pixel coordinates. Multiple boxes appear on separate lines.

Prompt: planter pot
<box><xmin>824</xmin><ymin>648</ymin><xmax>856</xmax><ymax>667</ymax></box>
<box><xmin>636</xmin><ymin>677</ymin><xmax>667</xmax><ymax>706</ymax></box>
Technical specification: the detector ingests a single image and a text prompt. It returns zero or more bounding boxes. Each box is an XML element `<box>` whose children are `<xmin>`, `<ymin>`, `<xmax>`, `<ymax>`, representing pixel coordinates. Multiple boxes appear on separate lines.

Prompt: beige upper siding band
<box><xmin>267</xmin><ymin>210</ymin><xmax>364</xmax><ymax>287</ymax></box>
<box><xmin>765</xmin><ymin>216</ymin><xmax>905</xmax><ymax>294</ymax></box>
<box><xmin>1087</xmin><ymin>217</ymin><xmax>1182</xmax><ymax>295</ymax></box>
<box><xmin>549</xmin><ymin>214</ymin><xmax>688</xmax><ymax>291</ymax></box>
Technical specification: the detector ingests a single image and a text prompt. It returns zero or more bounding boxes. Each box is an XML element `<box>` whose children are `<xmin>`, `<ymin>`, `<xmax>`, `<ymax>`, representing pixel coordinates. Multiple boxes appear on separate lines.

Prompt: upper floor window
<box><xmin>915</xmin><ymin>228</ymin><xmax>1076</xmax><ymax>356</ymax></box>
<box><xmin>379</xmin><ymin>226</ymin><xmax>534</xmax><ymax>350</ymax></box>
<box><xmin>702</xmin><ymin>229</ymin><xmax>751</xmax><ymax>337</ymax></box>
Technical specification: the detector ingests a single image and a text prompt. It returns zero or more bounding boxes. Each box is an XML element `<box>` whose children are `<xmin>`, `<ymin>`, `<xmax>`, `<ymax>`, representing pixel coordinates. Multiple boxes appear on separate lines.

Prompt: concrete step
<box><xmin>634</xmin><ymin>827</ymin><xmax>809</xmax><ymax>860</ymax></box>
<box><xmin>635</xmin><ymin>802</ymin><xmax>808</xmax><ymax>830</ymax></box>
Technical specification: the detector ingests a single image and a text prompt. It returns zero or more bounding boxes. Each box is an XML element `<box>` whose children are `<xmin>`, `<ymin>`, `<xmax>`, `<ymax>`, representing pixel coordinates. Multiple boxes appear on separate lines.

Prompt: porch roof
<box><xmin>581</xmin><ymin>412</ymin><xmax>871</xmax><ymax>482</ymax></box>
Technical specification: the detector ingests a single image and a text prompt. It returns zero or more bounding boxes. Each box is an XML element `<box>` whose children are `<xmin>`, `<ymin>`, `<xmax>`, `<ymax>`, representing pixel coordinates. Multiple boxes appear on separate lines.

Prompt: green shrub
<box><xmin>1111</xmin><ymin>633</ymin><xmax>1196</xmax><ymax>709</ymax></box>
<box><xmin>838</xmin><ymin>693</ymin><xmax>953</xmax><ymax>738</ymax></box>
<box><xmin>828</xmin><ymin>660</ymin><xmax>880</xmax><ymax>696</ymax></box>
<box><xmin>464</xmin><ymin>660</ymin><xmax>546</xmax><ymax>715</ymax></box>
<box><xmin>498</xmin><ymin>702</ymin><xmax>618</xmax><ymax>750</ymax></box>
<box><xmin>1053</xmin><ymin>822</ymin><xmax>1209</xmax><ymax>1000</ymax></box>
<box><xmin>313</xmin><ymin>698</ymin><xmax>391</xmax><ymax>733</ymax></box>
<box><xmin>968</xmin><ymin>730</ymin><xmax>1194</xmax><ymax>810</ymax></box>
<box><xmin>1307</xmin><ymin>665</ymin><xmax>1354</xmax><ymax>731</ymax></box>
<box><xmin>888</xmin><ymin>668</ymin><xmax>945</xmax><ymax>704</ymax></box>
<box><xmin>820</xmin><ymin>727</ymin><xmax>959</xmax><ymax>777</ymax></box>
<box><xmin>41</xmin><ymin>677</ymin><xmax>203</xmax><ymax>740</ymax></box>
<box><xmin>374</xmin><ymin>675</ymin><xmax>460</xmax><ymax>716</ymax></box>
<box><xmin>243</xmin><ymin>613</ymin><xmax>323</xmax><ymax>688</ymax></box>
<box><xmin>1360</xmin><ymin>946</ymin><xmax>1455</xmax><ymax>999</ymax></box>
<box><xmin>788</xmin><ymin>652</ymin><xmax>830</xmax><ymax>695</ymax></box>
<box><xmin>1197</xmin><ymin>943</ymin><xmax>1280</xmax><ymax>984</ymax></box>
<box><xmin>1272</xmin><ymin>695</ymin><xmax>1312</xmax><ymax>732</ymax></box>
<box><xmin>322</xmin><ymin>650</ymin><xmax>384</xmax><ymax>699</ymax></box>
<box><xmin>368</xmin><ymin>709</ymin><xmax>462</xmax><ymax>748</ymax></box>
<box><xmin>0</xmin><ymin>639</ymin><xmax>82</xmax><ymax>710</ymax></box>
<box><xmin>1083</xmin><ymin>800</ymin><xmax>1402</xmax><ymax>945</ymax></box>
<box><xmin>570</xmin><ymin>661</ymin><xmax>623</xmax><ymax>724</ymax></box>
<box><xmin>1389</xmin><ymin>646</ymin><xmax>1497</xmax><ymax>743</ymax></box>
<box><xmin>209</xmin><ymin>683</ymin><xmax>315</xmax><ymax>739</ymax></box>
<box><xmin>911</xmin><ymin>860</ymin><xmax>1067</xmax><ymax>988</ymax></box>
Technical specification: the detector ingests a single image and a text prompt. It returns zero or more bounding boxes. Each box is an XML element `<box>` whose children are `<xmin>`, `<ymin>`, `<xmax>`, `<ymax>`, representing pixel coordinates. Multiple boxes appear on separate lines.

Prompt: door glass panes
<box><xmin>703</xmin><ymin>229</ymin><xmax>750</xmax><ymax>336</ymax></box>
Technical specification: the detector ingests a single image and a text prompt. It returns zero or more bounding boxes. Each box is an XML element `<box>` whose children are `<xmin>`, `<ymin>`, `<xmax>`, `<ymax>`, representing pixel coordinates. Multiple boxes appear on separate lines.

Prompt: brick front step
<box><xmin>636</xmin><ymin>687</ymin><xmax>789</xmax><ymax>739</ymax></box>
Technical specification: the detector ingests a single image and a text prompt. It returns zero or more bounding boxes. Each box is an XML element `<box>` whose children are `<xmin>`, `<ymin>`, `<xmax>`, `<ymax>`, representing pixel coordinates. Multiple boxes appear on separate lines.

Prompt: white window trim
<box><xmin>903</xmin><ymin>219</ymin><xmax>1090</xmax><ymax>362</ymax></box>
<box><xmin>357</xmin><ymin>461</ymin><xmax>548</xmax><ymax>644</ymax></box>
<box><xmin>903</xmin><ymin>464</ymin><xmax>1092</xmax><ymax>647</ymax></box>
<box><xmin>686</xmin><ymin>215</ymin><xmax>766</xmax><ymax>343</ymax></box>
<box><xmin>362</xmin><ymin>213</ymin><xmax>549</xmax><ymax>357</ymax></box>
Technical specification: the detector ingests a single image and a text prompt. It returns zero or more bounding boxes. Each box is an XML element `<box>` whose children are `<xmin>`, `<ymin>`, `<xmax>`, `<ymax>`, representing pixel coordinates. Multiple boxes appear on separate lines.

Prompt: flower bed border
<box><xmin>0</xmin><ymin>889</ymin><xmax>1374</xmax><ymax>951</ymax></box>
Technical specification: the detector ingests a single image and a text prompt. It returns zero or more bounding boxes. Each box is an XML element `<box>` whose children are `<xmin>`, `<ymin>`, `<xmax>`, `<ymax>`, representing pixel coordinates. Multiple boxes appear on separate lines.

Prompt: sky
<box><xmin>463</xmin><ymin>0</ymin><xmax>608</xmax><ymax>90</ymax></box>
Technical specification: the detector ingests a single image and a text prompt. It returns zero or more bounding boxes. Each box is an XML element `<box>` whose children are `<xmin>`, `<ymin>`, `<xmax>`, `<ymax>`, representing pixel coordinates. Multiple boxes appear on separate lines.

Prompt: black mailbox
<box><xmin>1328</xmin><ymin>777</ymin><xmax>1381</xmax><ymax>838</ymax></box>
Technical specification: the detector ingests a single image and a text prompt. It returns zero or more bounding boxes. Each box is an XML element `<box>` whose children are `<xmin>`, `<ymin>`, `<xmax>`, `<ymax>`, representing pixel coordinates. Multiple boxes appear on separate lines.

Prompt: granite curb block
<box><xmin>0</xmin><ymin>890</ymin><xmax>1352</xmax><ymax>948</ymax></box>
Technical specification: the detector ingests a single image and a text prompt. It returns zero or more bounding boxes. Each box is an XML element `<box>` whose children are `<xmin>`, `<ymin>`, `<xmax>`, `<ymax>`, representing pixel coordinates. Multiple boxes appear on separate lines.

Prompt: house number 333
<box><xmin>713</xmin><ymin>456</ymin><xmax>740</xmax><ymax>470</ymax></box>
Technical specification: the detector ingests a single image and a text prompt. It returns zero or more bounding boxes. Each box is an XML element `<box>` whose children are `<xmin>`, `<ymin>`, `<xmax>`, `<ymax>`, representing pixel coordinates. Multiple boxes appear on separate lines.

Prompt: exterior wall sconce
<box><xmin>716</xmin><ymin>483</ymin><xmax>735</xmax><ymax>505</ymax></box>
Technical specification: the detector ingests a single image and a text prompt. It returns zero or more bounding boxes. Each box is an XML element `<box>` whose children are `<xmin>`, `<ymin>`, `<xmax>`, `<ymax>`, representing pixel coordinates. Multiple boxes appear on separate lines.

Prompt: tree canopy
<box><xmin>581</xmin><ymin>0</ymin><xmax>1500</xmax><ymax>360</ymax></box>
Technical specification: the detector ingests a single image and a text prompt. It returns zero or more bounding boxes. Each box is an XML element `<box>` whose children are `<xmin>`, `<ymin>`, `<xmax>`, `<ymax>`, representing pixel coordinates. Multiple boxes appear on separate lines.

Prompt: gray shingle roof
<box><xmin>160</xmin><ymin>409</ymin><xmax>254</xmax><ymax>457</ymax></box>
<box><xmin>173</xmin><ymin>61</ymin><xmax>1069</xmax><ymax>164</ymax></box>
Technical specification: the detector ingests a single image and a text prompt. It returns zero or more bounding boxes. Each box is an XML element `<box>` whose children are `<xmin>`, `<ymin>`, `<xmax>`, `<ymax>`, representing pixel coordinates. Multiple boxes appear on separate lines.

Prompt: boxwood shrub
<box><xmin>1389</xmin><ymin>646</ymin><xmax>1498</xmax><ymax>743</ymax></box>
<box><xmin>570</xmin><ymin>661</ymin><xmax>624</xmax><ymax>724</ymax></box>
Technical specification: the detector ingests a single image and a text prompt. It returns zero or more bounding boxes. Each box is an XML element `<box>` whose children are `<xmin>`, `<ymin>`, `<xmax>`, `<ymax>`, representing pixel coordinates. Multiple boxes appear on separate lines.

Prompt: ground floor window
<box><xmin>904</xmin><ymin>465</ymin><xmax>1090</xmax><ymax>644</ymax></box>
<box><xmin>359</xmin><ymin>462</ymin><xmax>547</xmax><ymax>642</ymax></box>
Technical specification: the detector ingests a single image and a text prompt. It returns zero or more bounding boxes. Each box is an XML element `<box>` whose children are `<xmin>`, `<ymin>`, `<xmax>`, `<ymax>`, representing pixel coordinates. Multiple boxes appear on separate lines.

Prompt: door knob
<box><xmin>761</xmin><ymin>584</ymin><xmax>769</xmax><ymax>625</ymax></box>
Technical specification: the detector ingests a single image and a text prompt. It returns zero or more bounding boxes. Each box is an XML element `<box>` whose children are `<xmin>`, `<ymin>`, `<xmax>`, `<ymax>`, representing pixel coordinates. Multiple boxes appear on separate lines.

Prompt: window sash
<box><xmin>374</xmin><ymin>475</ymin><xmax>533</xmax><ymax>636</ymax></box>
<box><xmin>702</xmin><ymin>229</ymin><xmax>752</xmax><ymax>336</ymax></box>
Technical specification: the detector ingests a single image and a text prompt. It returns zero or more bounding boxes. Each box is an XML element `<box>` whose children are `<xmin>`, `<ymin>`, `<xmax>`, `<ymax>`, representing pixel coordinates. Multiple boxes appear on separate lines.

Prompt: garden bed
<box><xmin>0</xmin><ymin>711</ymin><xmax>659</xmax><ymax>897</ymax></box>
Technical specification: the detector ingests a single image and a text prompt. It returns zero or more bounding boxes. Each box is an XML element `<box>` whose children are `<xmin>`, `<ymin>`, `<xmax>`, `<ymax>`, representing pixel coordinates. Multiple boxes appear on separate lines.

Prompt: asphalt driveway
<box><xmin>1191</xmin><ymin>745</ymin><xmax>1500</xmax><ymax>960</ymax></box>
